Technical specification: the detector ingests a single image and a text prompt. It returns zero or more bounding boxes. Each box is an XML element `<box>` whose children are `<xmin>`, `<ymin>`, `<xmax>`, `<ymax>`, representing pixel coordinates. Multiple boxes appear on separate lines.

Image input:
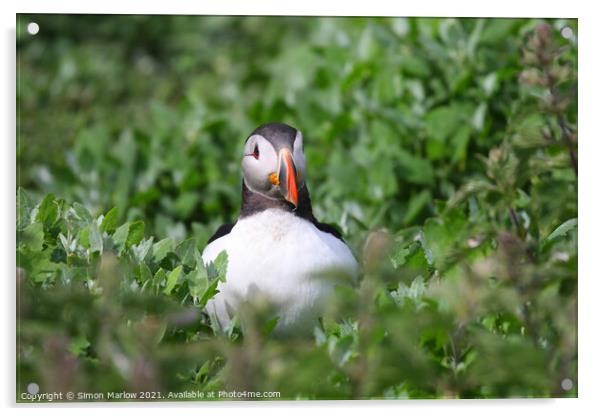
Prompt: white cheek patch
<box><xmin>293</xmin><ymin>130</ymin><xmax>306</xmax><ymax>184</ymax></box>
<box><xmin>242</xmin><ymin>135</ymin><xmax>278</xmax><ymax>193</ymax></box>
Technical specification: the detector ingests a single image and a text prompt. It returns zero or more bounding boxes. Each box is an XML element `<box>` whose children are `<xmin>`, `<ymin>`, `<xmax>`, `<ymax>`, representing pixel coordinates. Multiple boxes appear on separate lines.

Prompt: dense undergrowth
<box><xmin>17</xmin><ymin>16</ymin><xmax>577</xmax><ymax>399</ymax></box>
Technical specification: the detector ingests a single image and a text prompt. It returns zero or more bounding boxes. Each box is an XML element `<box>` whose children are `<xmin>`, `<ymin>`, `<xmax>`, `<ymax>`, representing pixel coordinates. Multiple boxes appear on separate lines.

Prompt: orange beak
<box><xmin>278</xmin><ymin>148</ymin><xmax>298</xmax><ymax>208</ymax></box>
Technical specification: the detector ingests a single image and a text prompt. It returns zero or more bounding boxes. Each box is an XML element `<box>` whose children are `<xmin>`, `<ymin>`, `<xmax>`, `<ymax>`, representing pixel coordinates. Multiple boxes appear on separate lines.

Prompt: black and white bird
<box><xmin>202</xmin><ymin>123</ymin><xmax>358</xmax><ymax>335</ymax></box>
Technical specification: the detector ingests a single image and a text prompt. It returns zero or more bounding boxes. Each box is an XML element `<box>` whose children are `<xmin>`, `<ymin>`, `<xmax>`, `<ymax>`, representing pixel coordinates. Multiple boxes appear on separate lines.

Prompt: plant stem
<box><xmin>509</xmin><ymin>207</ymin><xmax>524</xmax><ymax>239</ymax></box>
<box><xmin>556</xmin><ymin>114</ymin><xmax>578</xmax><ymax>176</ymax></box>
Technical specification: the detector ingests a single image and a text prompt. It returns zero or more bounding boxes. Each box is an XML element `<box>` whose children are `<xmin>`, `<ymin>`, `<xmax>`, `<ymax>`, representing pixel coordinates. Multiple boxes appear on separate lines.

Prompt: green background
<box><xmin>17</xmin><ymin>15</ymin><xmax>577</xmax><ymax>400</ymax></box>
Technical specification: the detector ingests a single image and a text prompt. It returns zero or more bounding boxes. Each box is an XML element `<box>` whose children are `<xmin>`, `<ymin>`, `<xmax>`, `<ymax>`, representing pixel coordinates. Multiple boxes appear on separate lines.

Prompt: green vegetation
<box><xmin>17</xmin><ymin>15</ymin><xmax>577</xmax><ymax>400</ymax></box>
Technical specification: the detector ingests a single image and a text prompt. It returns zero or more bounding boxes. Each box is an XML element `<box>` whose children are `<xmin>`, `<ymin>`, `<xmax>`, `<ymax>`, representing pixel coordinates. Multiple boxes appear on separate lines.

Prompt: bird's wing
<box><xmin>207</xmin><ymin>222</ymin><xmax>236</xmax><ymax>244</ymax></box>
<box><xmin>202</xmin><ymin>224</ymin><xmax>233</xmax><ymax>265</ymax></box>
<box><xmin>311</xmin><ymin>220</ymin><xmax>344</xmax><ymax>241</ymax></box>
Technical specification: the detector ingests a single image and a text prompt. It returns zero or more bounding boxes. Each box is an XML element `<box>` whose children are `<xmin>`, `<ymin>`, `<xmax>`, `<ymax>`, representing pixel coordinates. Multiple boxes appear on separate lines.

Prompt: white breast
<box><xmin>202</xmin><ymin>209</ymin><xmax>358</xmax><ymax>335</ymax></box>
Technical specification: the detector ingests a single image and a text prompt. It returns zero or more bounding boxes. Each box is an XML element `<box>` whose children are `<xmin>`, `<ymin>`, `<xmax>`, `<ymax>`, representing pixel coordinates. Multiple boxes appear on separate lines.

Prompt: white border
<box><xmin>9</xmin><ymin>0</ymin><xmax>582</xmax><ymax>17</ymax></box>
<box><xmin>3</xmin><ymin>1</ymin><xmax>600</xmax><ymax>415</ymax></box>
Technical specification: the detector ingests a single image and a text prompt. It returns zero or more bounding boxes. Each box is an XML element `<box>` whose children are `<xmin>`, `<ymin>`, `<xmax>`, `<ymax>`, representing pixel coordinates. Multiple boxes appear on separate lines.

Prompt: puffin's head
<box><xmin>242</xmin><ymin>123</ymin><xmax>306</xmax><ymax>209</ymax></box>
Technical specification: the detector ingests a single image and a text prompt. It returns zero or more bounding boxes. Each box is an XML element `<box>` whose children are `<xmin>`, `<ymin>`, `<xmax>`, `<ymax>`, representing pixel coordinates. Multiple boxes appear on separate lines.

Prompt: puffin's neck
<box><xmin>240</xmin><ymin>181</ymin><xmax>316</xmax><ymax>222</ymax></box>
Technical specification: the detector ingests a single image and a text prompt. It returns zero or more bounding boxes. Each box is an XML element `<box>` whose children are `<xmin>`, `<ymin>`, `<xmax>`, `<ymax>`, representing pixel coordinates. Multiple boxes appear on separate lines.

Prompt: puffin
<box><xmin>202</xmin><ymin>123</ymin><xmax>358</xmax><ymax>336</ymax></box>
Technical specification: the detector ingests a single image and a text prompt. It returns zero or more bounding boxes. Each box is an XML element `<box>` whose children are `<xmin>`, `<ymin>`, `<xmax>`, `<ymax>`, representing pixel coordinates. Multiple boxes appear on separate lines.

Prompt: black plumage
<box><xmin>207</xmin><ymin>182</ymin><xmax>343</xmax><ymax>244</ymax></box>
<box><xmin>207</xmin><ymin>223</ymin><xmax>235</xmax><ymax>244</ymax></box>
<box><xmin>248</xmin><ymin>122</ymin><xmax>299</xmax><ymax>152</ymax></box>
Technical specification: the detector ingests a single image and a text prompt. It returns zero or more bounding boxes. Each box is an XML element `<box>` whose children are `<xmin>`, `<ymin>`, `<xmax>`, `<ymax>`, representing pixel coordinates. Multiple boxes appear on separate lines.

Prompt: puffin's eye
<box><xmin>252</xmin><ymin>143</ymin><xmax>260</xmax><ymax>159</ymax></box>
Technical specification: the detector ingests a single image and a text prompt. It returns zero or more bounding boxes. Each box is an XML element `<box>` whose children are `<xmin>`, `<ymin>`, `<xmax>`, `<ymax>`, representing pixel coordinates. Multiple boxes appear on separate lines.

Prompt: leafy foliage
<box><xmin>17</xmin><ymin>15</ymin><xmax>577</xmax><ymax>400</ymax></box>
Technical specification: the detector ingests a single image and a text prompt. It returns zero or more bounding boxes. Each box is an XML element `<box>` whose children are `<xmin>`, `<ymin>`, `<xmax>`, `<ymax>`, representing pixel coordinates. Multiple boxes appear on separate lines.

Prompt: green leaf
<box><xmin>174</xmin><ymin>192</ymin><xmax>200</xmax><ymax>219</ymax></box>
<box><xmin>34</xmin><ymin>194</ymin><xmax>59</xmax><ymax>228</ymax></box>
<box><xmin>390</xmin><ymin>240</ymin><xmax>427</xmax><ymax>271</ymax></box>
<box><xmin>19</xmin><ymin>222</ymin><xmax>44</xmax><ymax>252</ymax></box>
<box><xmin>163</xmin><ymin>265</ymin><xmax>183</xmax><ymax>295</ymax></box>
<box><xmin>152</xmin><ymin>268</ymin><xmax>167</xmax><ymax>293</ymax></box>
<box><xmin>515</xmin><ymin>189</ymin><xmax>531</xmax><ymax>209</ymax></box>
<box><xmin>110</xmin><ymin>220</ymin><xmax>145</xmax><ymax>252</ymax></box>
<box><xmin>261</xmin><ymin>316</ymin><xmax>280</xmax><ymax>337</ymax></box>
<box><xmin>422</xmin><ymin>208</ymin><xmax>468</xmax><ymax>270</ymax></box>
<box><xmin>187</xmin><ymin>267</ymin><xmax>209</xmax><ymax>302</ymax></box>
<box><xmin>127</xmin><ymin>221</ymin><xmax>145</xmax><ymax>247</ymax></box>
<box><xmin>481</xmin><ymin>72</ymin><xmax>498</xmax><ymax>97</ymax></box>
<box><xmin>152</xmin><ymin>237</ymin><xmax>174</xmax><ymax>263</ymax></box>
<box><xmin>137</xmin><ymin>263</ymin><xmax>153</xmax><ymax>289</ymax></box>
<box><xmin>199</xmin><ymin>250</ymin><xmax>228</xmax><ymax>307</ymax></box>
<box><xmin>132</xmin><ymin>237</ymin><xmax>153</xmax><ymax>263</ymax></box>
<box><xmin>392</xmin><ymin>276</ymin><xmax>427</xmax><ymax>308</ymax></box>
<box><xmin>397</xmin><ymin>149</ymin><xmax>435</xmax><ymax>186</ymax></box>
<box><xmin>17</xmin><ymin>188</ymin><xmax>35</xmax><ymax>230</ymax></box>
<box><xmin>425</xmin><ymin>106</ymin><xmax>461</xmax><ymax>142</ymax></box>
<box><xmin>68</xmin><ymin>336</ymin><xmax>90</xmax><ymax>356</ymax></box>
<box><xmin>451</xmin><ymin>125</ymin><xmax>472</xmax><ymax>165</ymax></box>
<box><xmin>99</xmin><ymin>207</ymin><xmax>119</xmax><ymax>234</ymax></box>
<box><xmin>72</xmin><ymin>202</ymin><xmax>93</xmax><ymax>223</ymax></box>
<box><xmin>480</xmin><ymin>18</ymin><xmax>519</xmax><ymax>44</ymax></box>
<box><xmin>112</xmin><ymin>222</ymin><xmax>130</xmax><ymax>249</ymax></box>
<box><xmin>175</xmin><ymin>238</ymin><xmax>199</xmax><ymax>268</ymax></box>
<box><xmin>17</xmin><ymin>247</ymin><xmax>58</xmax><ymax>283</ymax></box>
<box><xmin>546</xmin><ymin>218</ymin><xmax>577</xmax><ymax>243</ymax></box>
<box><xmin>88</xmin><ymin>223</ymin><xmax>103</xmax><ymax>254</ymax></box>
<box><xmin>472</xmin><ymin>103</ymin><xmax>487</xmax><ymax>131</ymax></box>
<box><xmin>77</xmin><ymin>223</ymin><xmax>103</xmax><ymax>254</ymax></box>
<box><xmin>199</xmin><ymin>278</ymin><xmax>221</xmax><ymax>307</ymax></box>
<box><xmin>400</xmin><ymin>55</ymin><xmax>431</xmax><ymax>77</ymax></box>
<box><xmin>403</xmin><ymin>190</ymin><xmax>431</xmax><ymax>225</ymax></box>
<box><xmin>79</xmin><ymin>226</ymin><xmax>91</xmax><ymax>249</ymax></box>
<box><xmin>194</xmin><ymin>360</ymin><xmax>212</xmax><ymax>384</ymax></box>
<box><xmin>207</xmin><ymin>251</ymin><xmax>228</xmax><ymax>282</ymax></box>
